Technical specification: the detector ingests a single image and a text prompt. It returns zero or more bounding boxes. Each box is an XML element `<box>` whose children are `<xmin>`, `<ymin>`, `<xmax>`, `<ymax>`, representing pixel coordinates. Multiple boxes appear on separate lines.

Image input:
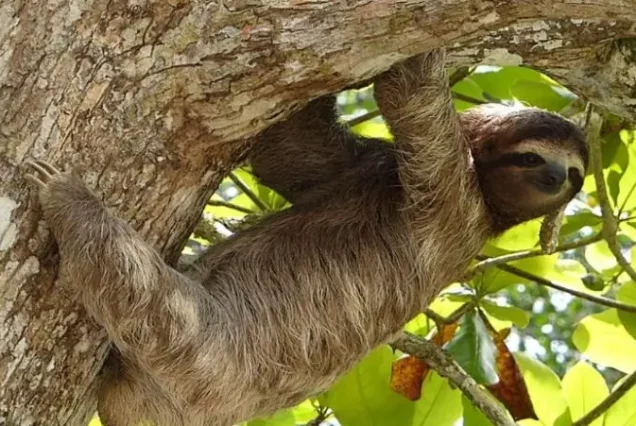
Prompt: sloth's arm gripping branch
<box><xmin>374</xmin><ymin>50</ymin><xmax>469</xmax><ymax>206</ymax></box>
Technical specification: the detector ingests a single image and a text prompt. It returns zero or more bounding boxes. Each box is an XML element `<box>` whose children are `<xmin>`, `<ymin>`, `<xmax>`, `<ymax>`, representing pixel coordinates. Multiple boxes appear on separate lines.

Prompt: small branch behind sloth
<box><xmin>25</xmin><ymin>49</ymin><xmax>587</xmax><ymax>426</ymax></box>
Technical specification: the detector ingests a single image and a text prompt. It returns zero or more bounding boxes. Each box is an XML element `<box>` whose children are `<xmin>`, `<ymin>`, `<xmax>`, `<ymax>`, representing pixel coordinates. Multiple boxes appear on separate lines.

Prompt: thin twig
<box><xmin>206</xmin><ymin>200</ymin><xmax>255</xmax><ymax>215</ymax></box>
<box><xmin>483</xmin><ymin>259</ymin><xmax>636</xmax><ymax>314</ymax></box>
<box><xmin>425</xmin><ymin>302</ymin><xmax>473</xmax><ymax>325</ymax></box>
<box><xmin>452</xmin><ymin>92</ymin><xmax>487</xmax><ymax>105</ymax></box>
<box><xmin>618</xmin><ymin>181</ymin><xmax>636</xmax><ymax>216</ymax></box>
<box><xmin>449</xmin><ymin>66</ymin><xmax>472</xmax><ymax>87</ymax></box>
<box><xmin>305</xmin><ymin>407</ymin><xmax>332</xmax><ymax>426</ymax></box>
<box><xmin>572</xmin><ymin>369</ymin><xmax>636</xmax><ymax>426</ymax></box>
<box><xmin>392</xmin><ymin>333</ymin><xmax>516</xmax><ymax>426</ymax></box>
<box><xmin>228</xmin><ymin>172</ymin><xmax>269</xmax><ymax>212</ymax></box>
<box><xmin>346</xmin><ymin>110</ymin><xmax>381</xmax><ymax>127</ymax></box>
<box><xmin>587</xmin><ymin>104</ymin><xmax>636</xmax><ymax>282</ymax></box>
<box><xmin>469</xmin><ymin>233</ymin><xmax>603</xmax><ymax>275</ymax></box>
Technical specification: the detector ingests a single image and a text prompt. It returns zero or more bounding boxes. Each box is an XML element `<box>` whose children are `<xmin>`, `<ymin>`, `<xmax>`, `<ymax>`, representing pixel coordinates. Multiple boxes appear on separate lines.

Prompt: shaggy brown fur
<box><xmin>25</xmin><ymin>51</ymin><xmax>587</xmax><ymax>426</ymax></box>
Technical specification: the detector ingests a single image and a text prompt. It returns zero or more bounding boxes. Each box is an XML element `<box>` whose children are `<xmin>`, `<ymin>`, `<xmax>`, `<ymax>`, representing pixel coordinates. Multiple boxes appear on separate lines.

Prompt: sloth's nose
<box><xmin>535</xmin><ymin>162</ymin><xmax>566</xmax><ymax>193</ymax></box>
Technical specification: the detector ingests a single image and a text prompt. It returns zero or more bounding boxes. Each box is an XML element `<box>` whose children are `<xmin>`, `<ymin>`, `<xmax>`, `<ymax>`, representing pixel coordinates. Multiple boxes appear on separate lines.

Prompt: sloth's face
<box><xmin>461</xmin><ymin>104</ymin><xmax>588</xmax><ymax>231</ymax></box>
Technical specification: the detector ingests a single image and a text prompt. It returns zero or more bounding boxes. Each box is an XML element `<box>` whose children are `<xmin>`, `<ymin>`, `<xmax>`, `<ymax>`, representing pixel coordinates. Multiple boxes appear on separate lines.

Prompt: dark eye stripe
<box><xmin>485</xmin><ymin>153</ymin><xmax>545</xmax><ymax>169</ymax></box>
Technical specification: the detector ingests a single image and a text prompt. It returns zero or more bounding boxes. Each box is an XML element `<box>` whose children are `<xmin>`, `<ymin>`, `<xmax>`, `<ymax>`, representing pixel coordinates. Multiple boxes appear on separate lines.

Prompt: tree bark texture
<box><xmin>1</xmin><ymin>0</ymin><xmax>635</xmax><ymax>424</ymax></box>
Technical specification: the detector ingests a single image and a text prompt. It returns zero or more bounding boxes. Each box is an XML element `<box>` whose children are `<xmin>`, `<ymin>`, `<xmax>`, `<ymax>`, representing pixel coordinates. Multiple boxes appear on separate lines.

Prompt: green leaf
<box><xmin>481</xmin><ymin>300</ymin><xmax>530</xmax><ymax>329</ymax></box>
<box><xmin>428</xmin><ymin>285</ymin><xmax>471</xmax><ymax>317</ymax></box>
<box><xmin>204</xmin><ymin>194</ymin><xmax>251</xmax><ymax>219</ymax></box>
<box><xmin>257</xmin><ymin>185</ymin><xmax>290</xmax><ymax>211</ymax></box>
<box><xmin>452</xmin><ymin>77</ymin><xmax>487</xmax><ymax>111</ymax></box>
<box><xmin>320</xmin><ymin>346</ymin><xmax>415</xmax><ymax>426</ymax></box>
<box><xmin>585</xmin><ymin>241</ymin><xmax>620</xmax><ymax>278</ymax></box>
<box><xmin>403</xmin><ymin>312</ymin><xmax>431</xmax><ymax>335</ymax></box>
<box><xmin>510</xmin><ymin>81</ymin><xmax>575</xmax><ymax>111</ymax></box>
<box><xmin>559</xmin><ymin>212</ymin><xmax>602</xmax><ymax>238</ymax></box>
<box><xmin>604</xmin><ymin>131</ymin><xmax>630</xmax><ymax>171</ymax></box>
<box><xmin>232</xmin><ymin>168</ymin><xmax>259</xmax><ymax>190</ymax></box>
<box><xmin>246</xmin><ymin>408</ymin><xmax>295</xmax><ymax>426</ymax></box>
<box><xmin>615</xmin><ymin>131</ymin><xmax>636</xmax><ymax>212</ymax></box>
<box><xmin>290</xmin><ymin>400</ymin><xmax>322</xmax><ymax>424</ymax></box>
<box><xmin>351</xmin><ymin>121</ymin><xmax>393</xmax><ymax>140</ymax></box>
<box><xmin>478</xmin><ymin>254</ymin><xmax>557</xmax><ymax>294</ymax></box>
<box><xmin>543</xmin><ymin>259</ymin><xmax>609</xmax><ymax>296</ymax></box>
<box><xmin>470</xmin><ymin>66</ymin><xmax>545</xmax><ymax>101</ymax></box>
<box><xmin>461</xmin><ymin>394</ymin><xmax>495</xmax><ymax>426</ymax></box>
<box><xmin>620</xmin><ymin>221</ymin><xmax>636</xmax><ymax>241</ymax></box>
<box><xmin>489</xmin><ymin>221</ymin><xmax>541</xmax><ymax>252</ymax></box>
<box><xmin>604</xmin><ymin>375</ymin><xmax>636</xmax><ymax>426</ymax></box>
<box><xmin>581</xmin><ymin>273</ymin><xmax>606</xmax><ymax>292</ymax></box>
<box><xmin>412</xmin><ymin>372</ymin><xmax>463</xmax><ymax>426</ymax></box>
<box><xmin>562</xmin><ymin>361</ymin><xmax>609</xmax><ymax>426</ymax></box>
<box><xmin>445</xmin><ymin>312</ymin><xmax>498</xmax><ymax>385</ymax></box>
<box><xmin>518</xmin><ymin>420</ymin><xmax>546</xmax><ymax>426</ymax></box>
<box><xmin>608</xmin><ymin>169</ymin><xmax>623</xmax><ymax>208</ymax></box>
<box><xmin>515</xmin><ymin>353</ymin><xmax>571</xmax><ymax>426</ymax></box>
<box><xmin>573</xmin><ymin>309</ymin><xmax>636</xmax><ymax>373</ymax></box>
<box><xmin>616</xmin><ymin>282</ymin><xmax>636</xmax><ymax>340</ymax></box>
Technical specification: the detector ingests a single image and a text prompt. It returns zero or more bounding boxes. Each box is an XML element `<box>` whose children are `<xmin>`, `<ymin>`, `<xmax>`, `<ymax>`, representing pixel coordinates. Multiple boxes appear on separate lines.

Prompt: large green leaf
<box><xmin>573</xmin><ymin>309</ymin><xmax>636</xmax><ymax>373</ymax></box>
<box><xmin>461</xmin><ymin>394</ymin><xmax>495</xmax><ymax>426</ymax></box>
<box><xmin>246</xmin><ymin>409</ymin><xmax>295</xmax><ymax>426</ymax></box>
<box><xmin>469</xmin><ymin>66</ymin><xmax>545</xmax><ymax>101</ymax></box>
<box><xmin>603</xmin><ymin>375</ymin><xmax>636</xmax><ymax>426</ymax></box>
<box><xmin>411</xmin><ymin>372</ymin><xmax>462</xmax><ymax>426</ymax></box>
<box><xmin>321</xmin><ymin>346</ymin><xmax>462</xmax><ymax>426</ymax></box>
<box><xmin>585</xmin><ymin>241</ymin><xmax>620</xmax><ymax>278</ymax></box>
<box><xmin>477</xmin><ymin>255</ymin><xmax>557</xmax><ymax>294</ymax></box>
<box><xmin>445</xmin><ymin>312</ymin><xmax>498</xmax><ymax>385</ymax></box>
<box><xmin>452</xmin><ymin>77</ymin><xmax>487</xmax><ymax>111</ymax></box>
<box><xmin>510</xmin><ymin>81</ymin><xmax>575</xmax><ymax>111</ymax></box>
<box><xmin>481</xmin><ymin>300</ymin><xmax>530</xmax><ymax>329</ymax></box>
<box><xmin>488</xmin><ymin>221</ymin><xmax>541</xmax><ymax>252</ymax></box>
<box><xmin>562</xmin><ymin>361</ymin><xmax>609</xmax><ymax>426</ymax></box>
<box><xmin>515</xmin><ymin>353</ymin><xmax>571</xmax><ymax>426</ymax></box>
<box><xmin>559</xmin><ymin>212</ymin><xmax>602</xmax><ymax>238</ymax></box>
<box><xmin>320</xmin><ymin>346</ymin><xmax>415</xmax><ymax>426</ymax></box>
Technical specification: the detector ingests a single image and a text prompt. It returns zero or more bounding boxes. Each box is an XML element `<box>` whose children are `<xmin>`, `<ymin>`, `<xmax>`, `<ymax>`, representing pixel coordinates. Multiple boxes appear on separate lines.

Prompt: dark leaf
<box><xmin>445</xmin><ymin>312</ymin><xmax>498</xmax><ymax>385</ymax></box>
<box><xmin>486</xmin><ymin>329</ymin><xmax>538</xmax><ymax>421</ymax></box>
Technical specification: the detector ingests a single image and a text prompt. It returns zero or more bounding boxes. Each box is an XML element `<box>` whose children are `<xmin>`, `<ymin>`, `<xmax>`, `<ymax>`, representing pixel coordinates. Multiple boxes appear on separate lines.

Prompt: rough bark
<box><xmin>0</xmin><ymin>0</ymin><xmax>635</xmax><ymax>424</ymax></box>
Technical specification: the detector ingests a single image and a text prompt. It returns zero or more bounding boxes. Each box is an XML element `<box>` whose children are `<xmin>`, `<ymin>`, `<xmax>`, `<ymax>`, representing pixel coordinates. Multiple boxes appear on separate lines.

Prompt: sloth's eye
<box><xmin>521</xmin><ymin>153</ymin><xmax>544</xmax><ymax>167</ymax></box>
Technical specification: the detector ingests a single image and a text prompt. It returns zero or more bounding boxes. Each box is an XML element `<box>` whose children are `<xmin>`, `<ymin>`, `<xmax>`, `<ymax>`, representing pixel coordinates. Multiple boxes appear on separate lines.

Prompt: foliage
<box><xmin>94</xmin><ymin>65</ymin><xmax>636</xmax><ymax>426</ymax></box>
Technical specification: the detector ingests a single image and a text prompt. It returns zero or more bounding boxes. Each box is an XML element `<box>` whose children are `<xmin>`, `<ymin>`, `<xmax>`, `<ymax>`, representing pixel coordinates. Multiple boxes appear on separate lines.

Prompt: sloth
<box><xmin>25</xmin><ymin>50</ymin><xmax>587</xmax><ymax>426</ymax></box>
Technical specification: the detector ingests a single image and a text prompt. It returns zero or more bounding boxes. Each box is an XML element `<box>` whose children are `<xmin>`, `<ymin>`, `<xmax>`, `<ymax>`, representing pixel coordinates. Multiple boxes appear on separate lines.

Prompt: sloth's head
<box><xmin>461</xmin><ymin>104</ymin><xmax>588</xmax><ymax>232</ymax></box>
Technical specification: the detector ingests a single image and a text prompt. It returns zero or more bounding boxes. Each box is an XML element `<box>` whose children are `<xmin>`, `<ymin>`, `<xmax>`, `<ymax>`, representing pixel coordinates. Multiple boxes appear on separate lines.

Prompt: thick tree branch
<box><xmin>3</xmin><ymin>1</ymin><xmax>636</xmax><ymax>423</ymax></box>
<box><xmin>392</xmin><ymin>333</ymin><xmax>516</xmax><ymax>426</ymax></box>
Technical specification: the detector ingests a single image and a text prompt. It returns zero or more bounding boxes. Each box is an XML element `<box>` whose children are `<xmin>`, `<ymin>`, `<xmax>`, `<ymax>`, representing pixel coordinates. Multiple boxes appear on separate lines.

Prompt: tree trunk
<box><xmin>0</xmin><ymin>0</ymin><xmax>635</xmax><ymax>424</ymax></box>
